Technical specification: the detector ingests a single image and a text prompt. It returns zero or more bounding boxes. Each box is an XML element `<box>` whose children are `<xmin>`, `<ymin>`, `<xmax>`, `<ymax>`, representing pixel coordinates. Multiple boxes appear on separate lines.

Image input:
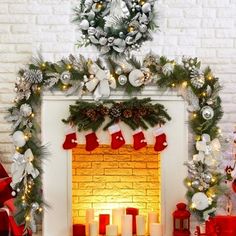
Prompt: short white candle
<box><xmin>121</xmin><ymin>215</ymin><xmax>132</xmax><ymax>236</ymax></box>
<box><xmin>150</xmin><ymin>223</ymin><xmax>162</xmax><ymax>236</ymax></box>
<box><xmin>136</xmin><ymin>215</ymin><xmax>146</xmax><ymax>236</ymax></box>
<box><xmin>148</xmin><ymin>212</ymin><xmax>158</xmax><ymax>234</ymax></box>
<box><xmin>112</xmin><ymin>208</ymin><xmax>123</xmax><ymax>235</ymax></box>
<box><xmin>89</xmin><ymin>221</ymin><xmax>98</xmax><ymax>236</ymax></box>
<box><xmin>86</xmin><ymin>209</ymin><xmax>95</xmax><ymax>235</ymax></box>
<box><xmin>106</xmin><ymin>225</ymin><xmax>118</xmax><ymax>236</ymax></box>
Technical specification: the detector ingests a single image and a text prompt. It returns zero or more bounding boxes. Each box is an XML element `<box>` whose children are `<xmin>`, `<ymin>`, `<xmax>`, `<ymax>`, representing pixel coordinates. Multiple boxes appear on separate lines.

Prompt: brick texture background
<box><xmin>72</xmin><ymin>145</ymin><xmax>160</xmax><ymax>224</ymax></box>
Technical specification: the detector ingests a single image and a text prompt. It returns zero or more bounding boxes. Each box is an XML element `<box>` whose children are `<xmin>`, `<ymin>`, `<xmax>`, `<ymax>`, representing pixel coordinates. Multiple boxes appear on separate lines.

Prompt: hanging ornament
<box><xmin>191</xmin><ymin>180</ymin><xmax>200</xmax><ymax>189</ymax></box>
<box><xmin>115</xmin><ymin>66</ymin><xmax>123</xmax><ymax>75</ymax></box>
<box><xmin>80</xmin><ymin>19</ymin><xmax>90</xmax><ymax>30</ymax></box>
<box><xmin>142</xmin><ymin>3</ymin><xmax>151</xmax><ymax>13</ymax></box>
<box><xmin>23</xmin><ymin>70</ymin><xmax>43</xmax><ymax>84</ymax></box>
<box><xmin>162</xmin><ymin>63</ymin><xmax>174</xmax><ymax>76</ymax></box>
<box><xmin>118</xmin><ymin>75</ymin><xmax>128</xmax><ymax>86</ymax></box>
<box><xmin>60</xmin><ymin>71</ymin><xmax>71</xmax><ymax>85</ymax></box>
<box><xmin>201</xmin><ymin>106</ymin><xmax>214</xmax><ymax>120</ymax></box>
<box><xmin>20</xmin><ymin>104</ymin><xmax>32</xmax><ymax>117</ymax></box>
<box><xmin>204</xmin><ymin>173</ymin><xmax>212</xmax><ymax>184</ymax></box>
<box><xmin>192</xmin><ymin>192</ymin><xmax>209</xmax><ymax>211</ymax></box>
<box><xmin>128</xmin><ymin>69</ymin><xmax>144</xmax><ymax>87</ymax></box>
<box><xmin>190</xmin><ymin>69</ymin><xmax>205</xmax><ymax>89</ymax></box>
<box><xmin>12</xmin><ymin>131</ymin><xmax>26</xmax><ymax>147</ymax></box>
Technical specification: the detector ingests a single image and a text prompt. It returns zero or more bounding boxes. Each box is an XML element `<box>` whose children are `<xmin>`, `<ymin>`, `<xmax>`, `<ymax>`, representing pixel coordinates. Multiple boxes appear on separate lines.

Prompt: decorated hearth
<box><xmin>3</xmin><ymin>0</ymin><xmax>231</xmax><ymax>235</ymax></box>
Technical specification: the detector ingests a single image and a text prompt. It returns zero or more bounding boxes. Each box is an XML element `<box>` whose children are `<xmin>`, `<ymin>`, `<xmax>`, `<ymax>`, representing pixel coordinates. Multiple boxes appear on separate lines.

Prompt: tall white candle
<box><xmin>148</xmin><ymin>212</ymin><xmax>158</xmax><ymax>234</ymax></box>
<box><xmin>136</xmin><ymin>215</ymin><xmax>146</xmax><ymax>236</ymax></box>
<box><xmin>112</xmin><ymin>208</ymin><xmax>123</xmax><ymax>235</ymax></box>
<box><xmin>150</xmin><ymin>223</ymin><xmax>162</xmax><ymax>236</ymax></box>
<box><xmin>121</xmin><ymin>215</ymin><xmax>132</xmax><ymax>236</ymax></box>
<box><xmin>89</xmin><ymin>221</ymin><xmax>98</xmax><ymax>236</ymax></box>
<box><xmin>86</xmin><ymin>209</ymin><xmax>95</xmax><ymax>235</ymax></box>
<box><xmin>106</xmin><ymin>225</ymin><xmax>118</xmax><ymax>236</ymax></box>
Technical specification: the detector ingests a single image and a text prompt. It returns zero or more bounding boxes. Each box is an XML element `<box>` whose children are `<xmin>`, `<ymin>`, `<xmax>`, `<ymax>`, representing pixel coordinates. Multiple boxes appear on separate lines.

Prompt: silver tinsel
<box><xmin>190</xmin><ymin>69</ymin><xmax>205</xmax><ymax>89</ymax></box>
<box><xmin>23</xmin><ymin>70</ymin><xmax>43</xmax><ymax>84</ymax></box>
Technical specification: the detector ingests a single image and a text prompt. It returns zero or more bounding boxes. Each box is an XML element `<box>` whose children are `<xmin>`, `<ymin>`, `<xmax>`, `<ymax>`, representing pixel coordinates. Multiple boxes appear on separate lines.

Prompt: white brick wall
<box><xmin>0</xmin><ymin>0</ymin><xmax>236</xmax><ymax>170</ymax></box>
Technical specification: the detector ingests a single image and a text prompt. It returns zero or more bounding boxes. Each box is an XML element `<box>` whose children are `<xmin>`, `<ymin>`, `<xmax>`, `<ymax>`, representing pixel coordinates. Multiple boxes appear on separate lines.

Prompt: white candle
<box><xmin>89</xmin><ymin>221</ymin><xmax>98</xmax><ymax>236</ymax></box>
<box><xmin>136</xmin><ymin>215</ymin><xmax>146</xmax><ymax>236</ymax></box>
<box><xmin>148</xmin><ymin>212</ymin><xmax>158</xmax><ymax>234</ymax></box>
<box><xmin>106</xmin><ymin>225</ymin><xmax>118</xmax><ymax>236</ymax></box>
<box><xmin>86</xmin><ymin>209</ymin><xmax>95</xmax><ymax>235</ymax></box>
<box><xmin>121</xmin><ymin>215</ymin><xmax>132</xmax><ymax>236</ymax></box>
<box><xmin>150</xmin><ymin>223</ymin><xmax>162</xmax><ymax>236</ymax></box>
<box><xmin>112</xmin><ymin>208</ymin><xmax>123</xmax><ymax>235</ymax></box>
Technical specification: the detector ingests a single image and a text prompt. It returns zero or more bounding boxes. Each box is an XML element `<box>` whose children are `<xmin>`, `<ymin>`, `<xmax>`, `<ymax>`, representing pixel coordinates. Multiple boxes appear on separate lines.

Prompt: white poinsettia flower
<box><xmin>192</xmin><ymin>192</ymin><xmax>209</xmax><ymax>211</ymax></box>
<box><xmin>193</xmin><ymin>151</ymin><xmax>205</xmax><ymax>163</ymax></box>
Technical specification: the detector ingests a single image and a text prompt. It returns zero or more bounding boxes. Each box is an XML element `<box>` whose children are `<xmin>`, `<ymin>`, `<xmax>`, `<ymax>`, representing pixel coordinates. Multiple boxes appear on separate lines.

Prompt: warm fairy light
<box><xmin>190</xmin><ymin>203</ymin><xmax>196</xmax><ymax>209</ymax></box>
<box><xmin>41</xmin><ymin>63</ymin><xmax>46</xmax><ymax>68</ymax></box>
<box><xmin>211</xmin><ymin>177</ymin><xmax>216</xmax><ymax>183</ymax></box>
<box><xmin>21</xmin><ymin>196</ymin><xmax>25</xmax><ymax>200</ymax></box>
<box><xmin>182</xmin><ymin>81</ymin><xmax>188</xmax><ymax>87</ymax></box>
<box><xmin>193</xmin><ymin>113</ymin><xmax>197</xmax><ymax>118</ymax></box>
<box><xmin>16</xmin><ymin>147</ymin><xmax>21</xmax><ymax>151</ymax></box>
<box><xmin>202</xmin><ymin>92</ymin><xmax>206</xmax><ymax>97</ymax></box>
<box><xmin>207</xmin><ymin>75</ymin><xmax>213</xmax><ymax>80</ymax></box>
<box><xmin>218</xmin><ymin>128</ymin><xmax>222</xmax><ymax>134</ymax></box>
<box><xmin>128</xmin><ymin>26</ymin><xmax>135</xmax><ymax>32</ymax></box>
<box><xmin>208</xmin><ymin>197</ymin><xmax>213</xmax><ymax>204</ymax></box>
<box><xmin>37</xmin><ymin>86</ymin><xmax>41</xmax><ymax>92</ymax></box>
<box><xmin>171</xmin><ymin>83</ymin><xmax>176</xmax><ymax>87</ymax></box>
<box><xmin>195</xmin><ymin>135</ymin><xmax>201</xmax><ymax>141</ymax></box>
<box><xmin>67</xmin><ymin>64</ymin><xmax>72</xmax><ymax>70</ymax></box>
<box><xmin>187</xmin><ymin>181</ymin><xmax>192</xmax><ymax>187</ymax></box>
<box><xmin>96</xmin><ymin>3</ymin><xmax>103</xmax><ymax>9</ymax></box>
<box><xmin>24</xmin><ymin>135</ymin><xmax>29</xmax><ymax>141</ymax></box>
<box><xmin>25</xmin><ymin>215</ymin><xmax>30</xmax><ymax>221</ymax></box>
<box><xmin>38</xmin><ymin>207</ymin><xmax>43</xmax><ymax>212</ymax></box>
<box><xmin>62</xmin><ymin>85</ymin><xmax>68</xmax><ymax>90</ymax></box>
<box><xmin>31</xmin><ymin>113</ymin><xmax>35</xmax><ymax>118</ymax></box>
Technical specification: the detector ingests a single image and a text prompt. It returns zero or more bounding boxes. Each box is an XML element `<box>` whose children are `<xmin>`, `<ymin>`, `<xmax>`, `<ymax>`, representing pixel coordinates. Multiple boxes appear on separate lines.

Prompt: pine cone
<box><xmin>123</xmin><ymin>109</ymin><xmax>133</xmax><ymax>118</ymax></box>
<box><xmin>109</xmin><ymin>104</ymin><xmax>122</xmax><ymax>118</ymax></box>
<box><xmin>138</xmin><ymin>107</ymin><xmax>147</xmax><ymax>116</ymax></box>
<box><xmin>86</xmin><ymin>109</ymin><xmax>97</xmax><ymax>120</ymax></box>
<box><xmin>100</xmin><ymin>106</ymin><xmax>109</xmax><ymax>116</ymax></box>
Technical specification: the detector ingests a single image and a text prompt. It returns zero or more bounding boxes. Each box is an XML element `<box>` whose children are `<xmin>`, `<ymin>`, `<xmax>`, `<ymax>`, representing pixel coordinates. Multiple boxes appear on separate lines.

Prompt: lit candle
<box><xmin>89</xmin><ymin>221</ymin><xmax>98</xmax><ymax>236</ymax></box>
<box><xmin>136</xmin><ymin>215</ymin><xmax>146</xmax><ymax>236</ymax></box>
<box><xmin>150</xmin><ymin>223</ymin><xmax>162</xmax><ymax>236</ymax></box>
<box><xmin>73</xmin><ymin>224</ymin><xmax>86</xmax><ymax>236</ymax></box>
<box><xmin>86</xmin><ymin>209</ymin><xmax>95</xmax><ymax>235</ymax></box>
<box><xmin>112</xmin><ymin>208</ymin><xmax>123</xmax><ymax>235</ymax></box>
<box><xmin>126</xmin><ymin>208</ymin><xmax>139</xmax><ymax>234</ymax></box>
<box><xmin>99</xmin><ymin>214</ymin><xmax>110</xmax><ymax>235</ymax></box>
<box><xmin>106</xmin><ymin>225</ymin><xmax>118</xmax><ymax>236</ymax></box>
<box><xmin>121</xmin><ymin>215</ymin><xmax>132</xmax><ymax>236</ymax></box>
<box><xmin>148</xmin><ymin>212</ymin><xmax>158</xmax><ymax>234</ymax></box>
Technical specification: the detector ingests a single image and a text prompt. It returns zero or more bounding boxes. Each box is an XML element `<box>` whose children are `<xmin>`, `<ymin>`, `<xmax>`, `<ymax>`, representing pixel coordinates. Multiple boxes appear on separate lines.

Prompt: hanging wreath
<box><xmin>74</xmin><ymin>0</ymin><xmax>157</xmax><ymax>55</ymax></box>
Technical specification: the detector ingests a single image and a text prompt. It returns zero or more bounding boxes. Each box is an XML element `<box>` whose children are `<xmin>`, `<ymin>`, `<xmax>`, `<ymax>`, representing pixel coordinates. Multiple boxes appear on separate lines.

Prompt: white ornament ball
<box><xmin>142</xmin><ymin>3</ymin><xmax>151</xmax><ymax>13</ymax></box>
<box><xmin>32</xmin><ymin>202</ymin><xmax>39</xmax><ymax>210</ymax></box>
<box><xmin>115</xmin><ymin>66</ymin><xmax>123</xmax><ymax>75</ymax></box>
<box><xmin>162</xmin><ymin>63</ymin><xmax>175</xmax><ymax>76</ymax></box>
<box><xmin>128</xmin><ymin>69</ymin><xmax>144</xmax><ymax>87</ymax></box>
<box><xmin>192</xmin><ymin>192</ymin><xmax>209</xmax><ymax>211</ymax></box>
<box><xmin>60</xmin><ymin>71</ymin><xmax>71</xmax><ymax>85</ymax></box>
<box><xmin>12</xmin><ymin>131</ymin><xmax>26</xmax><ymax>147</ymax></box>
<box><xmin>99</xmin><ymin>37</ymin><xmax>107</xmax><ymax>46</ymax></box>
<box><xmin>88</xmin><ymin>27</ymin><xmax>96</xmax><ymax>35</ymax></box>
<box><xmin>201</xmin><ymin>106</ymin><xmax>214</xmax><ymax>120</ymax></box>
<box><xmin>118</xmin><ymin>75</ymin><xmax>128</xmax><ymax>86</ymax></box>
<box><xmin>20</xmin><ymin>103</ymin><xmax>32</xmax><ymax>117</ymax></box>
<box><xmin>80</xmin><ymin>19</ymin><xmax>90</xmax><ymax>30</ymax></box>
<box><xmin>11</xmin><ymin>191</ymin><xmax>16</xmax><ymax>197</ymax></box>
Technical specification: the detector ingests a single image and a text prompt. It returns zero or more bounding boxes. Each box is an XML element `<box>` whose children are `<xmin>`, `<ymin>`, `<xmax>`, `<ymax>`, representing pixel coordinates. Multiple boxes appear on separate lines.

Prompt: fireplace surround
<box><xmin>41</xmin><ymin>87</ymin><xmax>188</xmax><ymax>236</ymax></box>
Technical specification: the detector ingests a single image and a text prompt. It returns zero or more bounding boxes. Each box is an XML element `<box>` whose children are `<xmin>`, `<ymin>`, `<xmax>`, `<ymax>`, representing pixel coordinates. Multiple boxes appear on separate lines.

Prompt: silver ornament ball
<box><xmin>11</xmin><ymin>191</ymin><xmax>16</xmax><ymax>197</ymax></box>
<box><xmin>32</xmin><ymin>202</ymin><xmax>39</xmax><ymax>210</ymax></box>
<box><xmin>118</xmin><ymin>75</ymin><xmax>128</xmax><ymax>86</ymax></box>
<box><xmin>204</xmin><ymin>173</ymin><xmax>212</xmax><ymax>184</ymax></box>
<box><xmin>201</xmin><ymin>106</ymin><xmax>214</xmax><ymax>120</ymax></box>
<box><xmin>60</xmin><ymin>71</ymin><xmax>71</xmax><ymax>85</ymax></box>
<box><xmin>191</xmin><ymin>180</ymin><xmax>200</xmax><ymax>188</ymax></box>
<box><xmin>115</xmin><ymin>66</ymin><xmax>123</xmax><ymax>75</ymax></box>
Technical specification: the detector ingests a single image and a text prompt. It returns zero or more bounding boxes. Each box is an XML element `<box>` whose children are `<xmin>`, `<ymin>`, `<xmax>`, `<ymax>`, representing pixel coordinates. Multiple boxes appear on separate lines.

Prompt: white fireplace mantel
<box><xmin>41</xmin><ymin>87</ymin><xmax>188</xmax><ymax>236</ymax></box>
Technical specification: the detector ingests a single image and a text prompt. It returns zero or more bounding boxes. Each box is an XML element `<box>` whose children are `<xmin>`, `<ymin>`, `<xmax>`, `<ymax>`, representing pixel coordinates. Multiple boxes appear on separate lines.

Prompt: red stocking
<box><xmin>108</xmin><ymin>124</ymin><xmax>125</xmax><ymax>149</ymax></box>
<box><xmin>85</xmin><ymin>132</ymin><xmax>99</xmax><ymax>151</ymax></box>
<box><xmin>62</xmin><ymin>127</ymin><xmax>77</xmax><ymax>150</ymax></box>
<box><xmin>154</xmin><ymin>127</ymin><xmax>168</xmax><ymax>152</ymax></box>
<box><xmin>133</xmin><ymin>128</ymin><xmax>147</xmax><ymax>150</ymax></box>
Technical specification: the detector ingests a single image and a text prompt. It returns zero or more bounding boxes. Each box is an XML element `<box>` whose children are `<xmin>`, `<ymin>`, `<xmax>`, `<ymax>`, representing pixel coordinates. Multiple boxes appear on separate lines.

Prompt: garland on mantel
<box><xmin>6</xmin><ymin>52</ymin><xmax>225</xmax><ymax>230</ymax></box>
<box><xmin>62</xmin><ymin>97</ymin><xmax>171</xmax><ymax>131</ymax></box>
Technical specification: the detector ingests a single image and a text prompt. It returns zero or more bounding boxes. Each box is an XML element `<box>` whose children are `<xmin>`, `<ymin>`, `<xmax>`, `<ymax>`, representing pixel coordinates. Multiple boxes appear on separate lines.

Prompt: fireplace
<box><xmin>41</xmin><ymin>87</ymin><xmax>188</xmax><ymax>236</ymax></box>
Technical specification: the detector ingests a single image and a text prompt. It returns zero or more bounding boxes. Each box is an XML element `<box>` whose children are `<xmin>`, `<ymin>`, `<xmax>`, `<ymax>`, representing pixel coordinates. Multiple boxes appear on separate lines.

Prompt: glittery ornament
<box><xmin>191</xmin><ymin>180</ymin><xmax>200</xmax><ymax>188</ymax></box>
<box><xmin>162</xmin><ymin>63</ymin><xmax>174</xmax><ymax>76</ymax></box>
<box><xmin>12</xmin><ymin>130</ymin><xmax>26</xmax><ymax>147</ymax></box>
<box><xmin>118</xmin><ymin>75</ymin><xmax>128</xmax><ymax>85</ymax></box>
<box><xmin>20</xmin><ymin>103</ymin><xmax>32</xmax><ymax>117</ymax></box>
<box><xmin>23</xmin><ymin>70</ymin><xmax>43</xmax><ymax>84</ymax></box>
<box><xmin>190</xmin><ymin>69</ymin><xmax>205</xmax><ymax>89</ymax></box>
<box><xmin>128</xmin><ymin>69</ymin><xmax>144</xmax><ymax>87</ymax></box>
<box><xmin>204</xmin><ymin>173</ymin><xmax>212</xmax><ymax>184</ymax></box>
<box><xmin>115</xmin><ymin>66</ymin><xmax>123</xmax><ymax>75</ymax></box>
<box><xmin>60</xmin><ymin>71</ymin><xmax>71</xmax><ymax>85</ymax></box>
<box><xmin>201</xmin><ymin>106</ymin><xmax>214</xmax><ymax>120</ymax></box>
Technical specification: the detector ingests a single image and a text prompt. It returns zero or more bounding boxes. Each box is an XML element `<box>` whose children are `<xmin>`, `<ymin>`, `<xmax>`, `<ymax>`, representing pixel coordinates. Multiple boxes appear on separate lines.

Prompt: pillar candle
<box><xmin>73</xmin><ymin>224</ymin><xmax>86</xmax><ymax>236</ymax></box>
<box><xmin>106</xmin><ymin>225</ymin><xmax>118</xmax><ymax>236</ymax></box>
<box><xmin>126</xmin><ymin>207</ymin><xmax>139</xmax><ymax>234</ymax></box>
<box><xmin>150</xmin><ymin>223</ymin><xmax>162</xmax><ymax>236</ymax></box>
<box><xmin>136</xmin><ymin>215</ymin><xmax>146</xmax><ymax>236</ymax></box>
<box><xmin>99</xmin><ymin>214</ymin><xmax>110</xmax><ymax>235</ymax></box>
<box><xmin>89</xmin><ymin>221</ymin><xmax>98</xmax><ymax>236</ymax></box>
<box><xmin>86</xmin><ymin>209</ymin><xmax>95</xmax><ymax>235</ymax></box>
<box><xmin>121</xmin><ymin>215</ymin><xmax>132</xmax><ymax>236</ymax></box>
<box><xmin>148</xmin><ymin>212</ymin><xmax>158</xmax><ymax>234</ymax></box>
<box><xmin>112</xmin><ymin>208</ymin><xmax>123</xmax><ymax>235</ymax></box>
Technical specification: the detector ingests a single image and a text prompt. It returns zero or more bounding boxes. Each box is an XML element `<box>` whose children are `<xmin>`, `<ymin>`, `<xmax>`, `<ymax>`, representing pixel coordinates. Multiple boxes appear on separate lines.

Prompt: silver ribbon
<box><xmin>11</xmin><ymin>149</ymin><xmax>39</xmax><ymax>188</ymax></box>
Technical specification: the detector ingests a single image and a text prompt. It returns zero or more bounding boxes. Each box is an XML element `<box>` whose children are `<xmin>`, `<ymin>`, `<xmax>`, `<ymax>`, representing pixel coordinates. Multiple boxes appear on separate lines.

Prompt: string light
<box><xmin>187</xmin><ymin>181</ymin><xmax>192</xmax><ymax>187</ymax></box>
<box><xmin>182</xmin><ymin>81</ymin><xmax>188</xmax><ymax>87</ymax></box>
<box><xmin>190</xmin><ymin>203</ymin><xmax>196</xmax><ymax>209</ymax></box>
<box><xmin>41</xmin><ymin>63</ymin><xmax>46</xmax><ymax>69</ymax></box>
<box><xmin>31</xmin><ymin>113</ymin><xmax>35</xmax><ymax>118</ymax></box>
<box><xmin>66</xmin><ymin>64</ymin><xmax>72</xmax><ymax>70</ymax></box>
<box><xmin>24</xmin><ymin>134</ymin><xmax>29</xmax><ymax>141</ymax></box>
<box><xmin>16</xmin><ymin>147</ymin><xmax>21</xmax><ymax>152</ymax></box>
<box><xmin>211</xmin><ymin>177</ymin><xmax>216</xmax><ymax>183</ymax></box>
<box><xmin>62</xmin><ymin>85</ymin><xmax>68</xmax><ymax>90</ymax></box>
<box><xmin>25</xmin><ymin>215</ymin><xmax>30</xmax><ymax>221</ymax></box>
<box><xmin>128</xmin><ymin>26</ymin><xmax>135</xmax><ymax>33</ymax></box>
<box><xmin>192</xmin><ymin>113</ymin><xmax>197</xmax><ymax>118</ymax></box>
<box><xmin>37</xmin><ymin>86</ymin><xmax>41</xmax><ymax>92</ymax></box>
<box><xmin>38</xmin><ymin>207</ymin><xmax>43</xmax><ymax>213</ymax></box>
<box><xmin>202</xmin><ymin>92</ymin><xmax>206</xmax><ymax>97</ymax></box>
<box><xmin>171</xmin><ymin>83</ymin><xmax>176</xmax><ymax>88</ymax></box>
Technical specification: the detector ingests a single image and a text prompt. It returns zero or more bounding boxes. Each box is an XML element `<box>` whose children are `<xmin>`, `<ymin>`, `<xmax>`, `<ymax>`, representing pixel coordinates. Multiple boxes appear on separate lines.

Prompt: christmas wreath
<box><xmin>75</xmin><ymin>0</ymin><xmax>157</xmax><ymax>55</ymax></box>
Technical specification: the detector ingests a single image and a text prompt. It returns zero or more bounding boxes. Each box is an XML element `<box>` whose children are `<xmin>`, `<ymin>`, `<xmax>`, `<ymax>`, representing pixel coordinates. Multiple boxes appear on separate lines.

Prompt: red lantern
<box><xmin>173</xmin><ymin>203</ymin><xmax>190</xmax><ymax>236</ymax></box>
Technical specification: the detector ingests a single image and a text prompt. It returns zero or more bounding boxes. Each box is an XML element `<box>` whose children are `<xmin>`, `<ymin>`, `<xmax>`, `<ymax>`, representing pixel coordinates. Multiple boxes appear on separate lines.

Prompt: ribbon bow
<box><xmin>86</xmin><ymin>63</ymin><xmax>116</xmax><ymax>100</ymax></box>
<box><xmin>11</xmin><ymin>149</ymin><xmax>39</xmax><ymax>188</ymax></box>
<box><xmin>193</xmin><ymin>134</ymin><xmax>221</xmax><ymax>166</ymax></box>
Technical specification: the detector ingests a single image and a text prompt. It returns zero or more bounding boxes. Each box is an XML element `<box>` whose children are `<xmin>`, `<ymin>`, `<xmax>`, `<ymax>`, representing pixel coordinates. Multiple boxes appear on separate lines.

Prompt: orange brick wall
<box><xmin>72</xmin><ymin>145</ymin><xmax>161</xmax><ymax>224</ymax></box>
